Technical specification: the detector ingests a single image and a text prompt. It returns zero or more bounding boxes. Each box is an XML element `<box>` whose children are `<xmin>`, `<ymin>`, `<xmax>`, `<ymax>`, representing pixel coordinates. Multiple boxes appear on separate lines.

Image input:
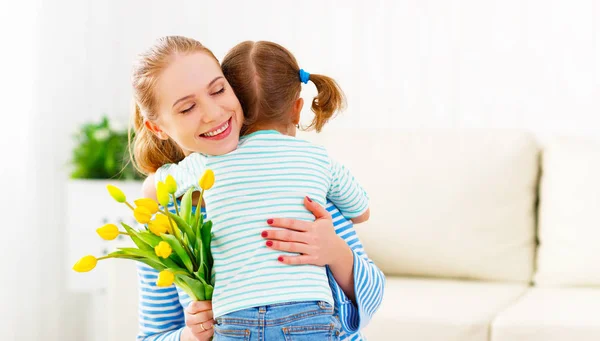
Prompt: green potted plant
<box><xmin>67</xmin><ymin>116</ymin><xmax>145</xmax><ymax>292</ymax></box>
<box><xmin>70</xmin><ymin>116</ymin><xmax>143</xmax><ymax>181</ymax></box>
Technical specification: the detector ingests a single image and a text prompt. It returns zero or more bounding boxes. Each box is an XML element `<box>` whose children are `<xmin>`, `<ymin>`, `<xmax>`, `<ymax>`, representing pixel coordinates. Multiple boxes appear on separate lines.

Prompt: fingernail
<box><xmin>261</xmin><ymin>231</ymin><xmax>268</xmax><ymax>238</ymax></box>
<box><xmin>306</xmin><ymin>196</ymin><xmax>312</xmax><ymax>202</ymax></box>
<box><xmin>278</xmin><ymin>256</ymin><xmax>284</xmax><ymax>262</ymax></box>
<box><xmin>267</xmin><ymin>219</ymin><xmax>274</xmax><ymax>224</ymax></box>
<box><xmin>266</xmin><ymin>241</ymin><xmax>273</xmax><ymax>247</ymax></box>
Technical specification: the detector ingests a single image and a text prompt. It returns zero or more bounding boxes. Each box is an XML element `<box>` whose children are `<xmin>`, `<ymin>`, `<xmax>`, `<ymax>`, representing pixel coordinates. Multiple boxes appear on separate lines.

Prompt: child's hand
<box><xmin>263</xmin><ymin>196</ymin><xmax>352</xmax><ymax>267</ymax></box>
<box><xmin>181</xmin><ymin>300</ymin><xmax>215</xmax><ymax>341</ymax></box>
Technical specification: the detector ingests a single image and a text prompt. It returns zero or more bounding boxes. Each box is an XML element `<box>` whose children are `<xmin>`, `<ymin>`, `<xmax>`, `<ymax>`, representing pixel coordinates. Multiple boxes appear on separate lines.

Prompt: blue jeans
<box><xmin>214</xmin><ymin>301</ymin><xmax>342</xmax><ymax>341</ymax></box>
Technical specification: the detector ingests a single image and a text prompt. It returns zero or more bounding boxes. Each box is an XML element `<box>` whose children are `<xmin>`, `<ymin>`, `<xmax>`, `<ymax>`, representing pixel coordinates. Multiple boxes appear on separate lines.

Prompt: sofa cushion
<box><xmin>535</xmin><ymin>137</ymin><xmax>600</xmax><ymax>286</ymax></box>
<box><xmin>363</xmin><ymin>277</ymin><xmax>528</xmax><ymax>341</ymax></box>
<box><xmin>304</xmin><ymin>130</ymin><xmax>539</xmax><ymax>282</ymax></box>
<box><xmin>491</xmin><ymin>287</ymin><xmax>600</xmax><ymax>341</ymax></box>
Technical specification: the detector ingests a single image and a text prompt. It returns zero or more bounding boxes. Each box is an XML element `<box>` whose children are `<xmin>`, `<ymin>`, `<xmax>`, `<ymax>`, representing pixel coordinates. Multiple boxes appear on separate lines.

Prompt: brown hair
<box><xmin>221</xmin><ymin>41</ymin><xmax>345</xmax><ymax>133</ymax></box>
<box><xmin>128</xmin><ymin>36</ymin><xmax>219</xmax><ymax>175</ymax></box>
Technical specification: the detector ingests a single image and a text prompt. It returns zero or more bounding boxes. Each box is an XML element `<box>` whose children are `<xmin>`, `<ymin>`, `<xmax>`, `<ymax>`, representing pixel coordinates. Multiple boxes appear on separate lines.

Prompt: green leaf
<box><xmin>196</xmin><ymin>232</ymin><xmax>204</xmax><ymax>275</ymax></box>
<box><xmin>106</xmin><ymin>251</ymin><xmax>165</xmax><ymax>270</ymax></box>
<box><xmin>193</xmin><ymin>200</ymin><xmax>203</xmax><ymax>235</ymax></box>
<box><xmin>166</xmin><ymin>211</ymin><xmax>196</xmax><ymax>245</ymax></box>
<box><xmin>117</xmin><ymin>247</ymin><xmax>181</xmax><ymax>270</ymax></box>
<box><xmin>136</xmin><ymin>231</ymin><xmax>163</xmax><ymax>248</ymax></box>
<box><xmin>195</xmin><ymin>266</ymin><xmax>205</xmax><ymax>282</ymax></box>
<box><xmin>121</xmin><ymin>223</ymin><xmax>153</xmax><ymax>251</ymax></box>
<box><xmin>179</xmin><ymin>188</ymin><xmax>194</xmax><ymax>225</ymax></box>
<box><xmin>173</xmin><ymin>277</ymin><xmax>199</xmax><ymax>301</ymax></box>
<box><xmin>201</xmin><ymin>220</ymin><xmax>213</xmax><ymax>270</ymax></box>
<box><xmin>178</xmin><ymin>276</ymin><xmax>206</xmax><ymax>301</ymax></box>
<box><xmin>161</xmin><ymin>234</ymin><xmax>193</xmax><ymax>272</ymax></box>
<box><xmin>204</xmin><ymin>285</ymin><xmax>214</xmax><ymax>300</ymax></box>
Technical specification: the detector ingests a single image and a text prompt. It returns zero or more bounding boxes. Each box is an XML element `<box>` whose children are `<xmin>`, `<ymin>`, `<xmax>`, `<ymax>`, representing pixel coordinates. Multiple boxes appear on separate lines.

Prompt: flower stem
<box><xmin>124</xmin><ymin>201</ymin><xmax>135</xmax><ymax>211</ymax></box>
<box><xmin>171</xmin><ymin>194</ymin><xmax>180</xmax><ymax>215</ymax></box>
<box><xmin>161</xmin><ymin>208</ymin><xmax>197</xmax><ymax>269</ymax></box>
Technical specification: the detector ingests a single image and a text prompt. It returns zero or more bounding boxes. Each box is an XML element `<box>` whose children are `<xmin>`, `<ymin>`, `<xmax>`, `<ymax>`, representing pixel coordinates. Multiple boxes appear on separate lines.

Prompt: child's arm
<box><xmin>142</xmin><ymin>173</ymin><xmax>158</xmax><ymax>200</ymax></box>
<box><xmin>327</xmin><ymin>156</ymin><xmax>370</xmax><ymax>224</ymax></box>
<box><xmin>154</xmin><ymin>153</ymin><xmax>204</xmax><ymax>199</ymax></box>
<box><xmin>351</xmin><ymin>207</ymin><xmax>370</xmax><ymax>224</ymax></box>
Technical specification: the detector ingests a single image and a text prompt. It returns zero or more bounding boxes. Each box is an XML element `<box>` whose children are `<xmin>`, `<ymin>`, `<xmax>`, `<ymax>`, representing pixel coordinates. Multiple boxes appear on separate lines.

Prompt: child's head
<box><xmin>130</xmin><ymin>36</ymin><xmax>244</xmax><ymax>174</ymax></box>
<box><xmin>221</xmin><ymin>41</ymin><xmax>345</xmax><ymax>134</ymax></box>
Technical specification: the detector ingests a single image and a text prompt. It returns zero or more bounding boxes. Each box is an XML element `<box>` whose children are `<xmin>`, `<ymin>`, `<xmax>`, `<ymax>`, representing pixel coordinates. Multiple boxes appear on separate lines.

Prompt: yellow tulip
<box><xmin>134</xmin><ymin>198</ymin><xmax>159</xmax><ymax>214</ymax></box>
<box><xmin>96</xmin><ymin>223</ymin><xmax>120</xmax><ymax>241</ymax></box>
<box><xmin>156</xmin><ymin>181</ymin><xmax>170</xmax><ymax>207</ymax></box>
<box><xmin>72</xmin><ymin>255</ymin><xmax>98</xmax><ymax>272</ymax></box>
<box><xmin>106</xmin><ymin>184</ymin><xmax>126</xmax><ymax>203</ymax></box>
<box><xmin>154</xmin><ymin>241</ymin><xmax>172</xmax><ymax>258</ymax></box>
<box><xmin>165</xmin><ymin>175</ymin><xmax>178</xmax><ymax>194</ymax></box>
<box><xmin>156</xmin><ymin>270</ymin><xmax>175</xmax><ymax>287</ymax></box>
<box><xmin>199</xmin><ymin>169</ymin><xmax>215</xmax><ymax>190</ymax></box>
<box><xmin>148</xmin><ymin>214</ymin><xmax>171</xmax><ymax>236</ymax></box>
<box><xmin>133</xmin><ymin>206</ymin><xmax>152</xmax><ymax>224</ymax></box>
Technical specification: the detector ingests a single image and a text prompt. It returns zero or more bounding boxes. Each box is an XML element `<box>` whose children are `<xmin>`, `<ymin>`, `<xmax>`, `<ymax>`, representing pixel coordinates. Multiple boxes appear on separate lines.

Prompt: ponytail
<box><xmin>306</xmin><ymin>74</ymin><xmax>346</xmax><ymax>132</ymax></box>
<box><xmin>128</xmin><ymin>102</ymin><xmax>184</xmax><ymax>175</ymax></box>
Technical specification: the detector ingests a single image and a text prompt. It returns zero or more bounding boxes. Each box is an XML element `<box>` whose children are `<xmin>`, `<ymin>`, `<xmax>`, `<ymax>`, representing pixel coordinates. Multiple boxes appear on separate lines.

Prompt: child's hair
<box><xmin>221</xmin><ymin>41</ymin><xmax>346</xmax><ymax>134</ymax></box>
<box><xmin>128</xmin><ymin>36</ymin><xmax>219</xmax><ymax>175</ymax></box>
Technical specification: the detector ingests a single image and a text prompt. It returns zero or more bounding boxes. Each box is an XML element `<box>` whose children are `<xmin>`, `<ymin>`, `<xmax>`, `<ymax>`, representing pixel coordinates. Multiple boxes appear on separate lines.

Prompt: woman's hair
<box><xmin>128</xmin><ymin>36</ymin><xmax>219</xmax><ymax>175</ymax></box>
<box><xmin>221</xmin><ymin>41</ymin><xmax>346</xmax><ymax>134</ymax></box>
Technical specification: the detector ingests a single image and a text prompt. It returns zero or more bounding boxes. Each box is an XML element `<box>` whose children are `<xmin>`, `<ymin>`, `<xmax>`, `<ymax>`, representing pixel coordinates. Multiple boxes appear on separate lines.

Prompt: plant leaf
<box><xmin>106</xmin><ymin>250</ymin><xmax>165</xmax><ymax>270</ymax></box>
<box><xmin>201</xmin><ymin>220</ymin><xmax>213</xmax><ymax>270</ymax></box>
<box><xmin>179</xmin><ymin>188</ymin><xmax>194</xmax><ymax>226</ymax></box>
<box><xmin>136</xmin><ymin>231</ymin><xmax>163</xmax><ymax>248</ymax></box>
<box><xmin>161</xmin><ymin>234</ymin><xmax>193</xmax><ymax>272</ymax></box>
<box><xmin>178</xmin><ymin>276</ymin><xmax>206</xmax><ymax>301</ymax></box>
<box><xmin>165</xmin><ymin>211</ymin><xmax>196</xmax><ymax>245</ymax></box>
<box><xmin>117</xmin><ymin>247</ymin><xmax>180</xmax><ymax>270</ymax></box>
<box><xmin>121</xmin><ymin>223</ymin><xmax>153</xmax><ymax>251</ymax></box>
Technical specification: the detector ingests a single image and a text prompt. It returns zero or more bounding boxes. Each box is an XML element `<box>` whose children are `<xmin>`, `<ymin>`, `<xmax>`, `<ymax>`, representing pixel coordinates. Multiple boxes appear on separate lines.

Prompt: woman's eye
<box><xmin>180</xmin><ymin>104</ymin><xmax>195</xmax><ymax>114</ymax></box>
<box><xmin>212</xmin><ymin>88</ymin><xmax>225</xmax><ymax>96</ymax></box>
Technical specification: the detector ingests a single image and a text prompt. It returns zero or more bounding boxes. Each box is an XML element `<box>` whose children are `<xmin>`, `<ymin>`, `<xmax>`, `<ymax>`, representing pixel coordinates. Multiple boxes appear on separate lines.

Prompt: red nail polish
<box><xmin>306</xmin><ymin>196</ymin><xmax>312</xmax><ymax>202</ymax></box>
<box><xmin>267</xmin><ymin>219</ymin><xmax>274</xmax><ymax>224</ymax></box>
<box><xmin>266</xmin><ymin>241</ymin><xmax>273</xmax><ymax>247</ymax></box>
<box><xmin>261</xmin><ymin>231</ymin><xmax>268</xmax><ymax>238</ymax></box>
<box><xmin>278</xmin><ymin>256</ymin><xmax>284</xmax><ymax>262</ymax></box>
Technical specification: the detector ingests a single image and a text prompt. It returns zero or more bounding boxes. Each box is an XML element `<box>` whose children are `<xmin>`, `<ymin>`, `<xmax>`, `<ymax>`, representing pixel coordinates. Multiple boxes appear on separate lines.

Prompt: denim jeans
<box><xmin>214</xmin><ymin>301</ymin><xmax>342</xmax><ymax>341</ymax></box>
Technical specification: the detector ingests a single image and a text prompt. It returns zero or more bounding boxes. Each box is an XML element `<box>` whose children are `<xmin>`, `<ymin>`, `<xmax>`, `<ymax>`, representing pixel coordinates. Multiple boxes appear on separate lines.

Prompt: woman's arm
<box><xmin>136</xmin><ymin>264</ymin><xmax>186</xmax><ymax>341</ymax></box>
<box><xmin>325</xmin><ymin>202</ymin><xmax>385</xmax><ymax>333</ymax></box>
<box><xmin>265</xmin><ymin>198</ymin><xmax>385</xmax><ymax>334</ymax></box>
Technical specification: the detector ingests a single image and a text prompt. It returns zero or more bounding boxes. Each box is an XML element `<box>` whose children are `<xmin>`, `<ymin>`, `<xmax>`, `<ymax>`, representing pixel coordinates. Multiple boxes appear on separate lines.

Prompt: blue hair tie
<box><xmin>299</xmin><ymin>69</ymin><xmax>310</xmax><ymax>84</ymax></box>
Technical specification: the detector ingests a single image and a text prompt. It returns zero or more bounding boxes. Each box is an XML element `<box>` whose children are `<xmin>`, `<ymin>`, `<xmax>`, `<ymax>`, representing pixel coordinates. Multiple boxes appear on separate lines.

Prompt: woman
<box><xmin>130</xmin><ymin>36</ymin><xmax>384</xmax><ymax>341</ymax></box>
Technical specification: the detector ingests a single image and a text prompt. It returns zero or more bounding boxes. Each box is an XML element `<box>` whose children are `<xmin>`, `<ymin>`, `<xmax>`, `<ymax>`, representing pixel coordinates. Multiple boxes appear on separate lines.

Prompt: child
<box><xmin>149</xmin><ymin>40</ymin><xmax>369</xmax><ymax>339</ymax></box>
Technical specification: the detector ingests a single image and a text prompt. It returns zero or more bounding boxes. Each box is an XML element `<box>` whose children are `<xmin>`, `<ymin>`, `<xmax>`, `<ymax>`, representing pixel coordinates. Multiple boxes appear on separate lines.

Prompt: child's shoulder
<box><xmin>242</xmin><ymin>131</ymin><xmax>328</xmax><ymax>154</ymax></box>
<box><xmin>157</xmin><ymin>152</ymin><xmax>205</xmax><ymax>173</ymax></box>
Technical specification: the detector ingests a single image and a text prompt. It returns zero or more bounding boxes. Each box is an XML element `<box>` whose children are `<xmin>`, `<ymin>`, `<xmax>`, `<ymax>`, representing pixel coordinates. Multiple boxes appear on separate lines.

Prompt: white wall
<box><xmin>3</xmin><ymin>1</ymin><xmax>599</xmax><ymax>340</ymax></box>
<box><xmin>82</xmin><ymin>0</ymin><xmax>600</xmax><ymax>139</ymax></box>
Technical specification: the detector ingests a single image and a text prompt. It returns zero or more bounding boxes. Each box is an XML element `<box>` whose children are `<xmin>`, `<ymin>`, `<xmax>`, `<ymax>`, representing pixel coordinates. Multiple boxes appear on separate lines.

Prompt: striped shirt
<box><xmin>155</xmin><ymin>130</ymin><xmax>370</xmax><ymax>318</ymax></box>
<box><xmin>137</xmin><ymin>202</ymin><xmax>385</xmax><ymax>341</ymax></box>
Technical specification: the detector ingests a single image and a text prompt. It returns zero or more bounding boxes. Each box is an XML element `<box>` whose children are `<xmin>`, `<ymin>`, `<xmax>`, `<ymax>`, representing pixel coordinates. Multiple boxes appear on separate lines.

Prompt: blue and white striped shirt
<box><xmin>155</xmin><ymin>130</ymin><xmax>370</xmax><ymax>318</ymax></box>
<box><xmin>137</xmin><ymin>202</ymin><xmax>385</xmax><ymax>341</ymax></box>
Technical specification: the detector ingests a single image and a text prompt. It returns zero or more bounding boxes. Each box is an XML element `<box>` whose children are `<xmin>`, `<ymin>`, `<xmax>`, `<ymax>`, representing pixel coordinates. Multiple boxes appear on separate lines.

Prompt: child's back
<box><xmin>158</xmin><ymin>130</ymin><xmax>368</xmax><ymax>318</ymax></box>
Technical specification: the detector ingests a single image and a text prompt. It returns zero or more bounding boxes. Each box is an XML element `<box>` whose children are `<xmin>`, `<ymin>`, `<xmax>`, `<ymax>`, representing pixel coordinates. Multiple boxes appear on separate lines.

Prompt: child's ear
<box><xmin>292</xmin><ymin>97</ymin><xmax>304</xmax><ymax>125</ymax></box>
<box><xmin>144</xmin><ymin>120</ymin><xmax>169</xmax><ymax>140</ymax></box>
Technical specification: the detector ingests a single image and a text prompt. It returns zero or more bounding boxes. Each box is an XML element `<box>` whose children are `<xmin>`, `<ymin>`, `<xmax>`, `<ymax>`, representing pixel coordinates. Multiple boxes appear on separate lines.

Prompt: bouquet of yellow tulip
<box><xmin>73</xmin><ymin>170</ymin><xmax>216</xmax><ymax>301</ymax></box>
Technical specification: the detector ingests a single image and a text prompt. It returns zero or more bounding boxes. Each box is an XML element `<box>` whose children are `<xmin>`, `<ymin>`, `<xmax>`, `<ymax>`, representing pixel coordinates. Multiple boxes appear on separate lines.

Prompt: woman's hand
<box><xmin>180</xmin><ymin>301</ymin><xmax>215</xmax><ymax>341</ymax></box>
<box><xmin>263</xmin><ymin>196</ymin><xmax>356</xmax><ymax>301</ymax></box>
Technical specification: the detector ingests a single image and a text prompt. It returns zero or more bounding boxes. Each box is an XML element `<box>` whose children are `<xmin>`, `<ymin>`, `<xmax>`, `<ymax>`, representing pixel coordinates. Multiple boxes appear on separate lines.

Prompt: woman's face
<box><xmin>151</xmin><ymin>52</ymin><xmax>243</xmax><ymax>156</ymax></box>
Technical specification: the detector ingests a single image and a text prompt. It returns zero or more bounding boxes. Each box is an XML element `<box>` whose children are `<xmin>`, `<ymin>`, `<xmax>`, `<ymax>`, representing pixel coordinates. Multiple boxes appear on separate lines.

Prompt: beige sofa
<box><xmin>106</xmin><ymin>130</ymin><xmax>600</xmax><ymax>341</ymax></box>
